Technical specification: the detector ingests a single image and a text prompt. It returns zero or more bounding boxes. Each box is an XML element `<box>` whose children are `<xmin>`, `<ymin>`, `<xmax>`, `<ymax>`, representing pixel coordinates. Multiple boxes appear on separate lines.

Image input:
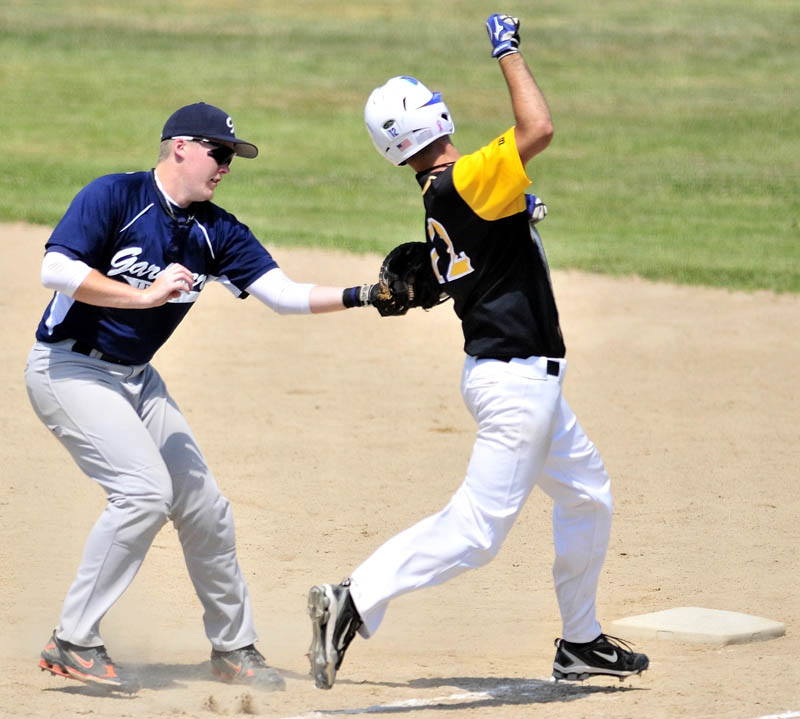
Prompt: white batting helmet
<box><xmin>364</xmin><ymin>76</ymin><xmax>455</xmax><ymax>166</ymax></box>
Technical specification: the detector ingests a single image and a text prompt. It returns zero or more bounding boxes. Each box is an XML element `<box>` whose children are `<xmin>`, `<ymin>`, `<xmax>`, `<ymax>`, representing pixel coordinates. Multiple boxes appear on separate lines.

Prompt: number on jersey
<box><xmin>427</xmin><ymin>217</ymin><xmax>474</xmax><ymax>284</ymax></box>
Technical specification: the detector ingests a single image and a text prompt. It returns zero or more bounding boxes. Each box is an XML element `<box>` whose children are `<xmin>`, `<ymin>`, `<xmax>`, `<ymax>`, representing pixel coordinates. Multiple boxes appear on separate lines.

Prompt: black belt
<box><xmin>476</xmin><ymin>356</ymin><xmax>560</xmax><ymax>377</ymax></box>
<box><xmin>71</xmin><ymin>341</ymin><xmax>130</xmax><ymax>365</ymax></box>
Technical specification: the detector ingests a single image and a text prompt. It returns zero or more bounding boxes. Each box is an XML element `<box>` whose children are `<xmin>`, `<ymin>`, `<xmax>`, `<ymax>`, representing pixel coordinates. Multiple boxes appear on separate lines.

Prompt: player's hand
<box><xmin>144</xmin><ymin>263</ymin><xmax>195</xmax><ymax>306</ymax></box>
<box><xmin>525</xmin><ymin>193</ymin><xmax>548</xmax><ymax>224</ymax></box>
<box><xmin>486</xmin><ymin>13</ymin><xmax>520</xmax><ymax>59</ymax></box>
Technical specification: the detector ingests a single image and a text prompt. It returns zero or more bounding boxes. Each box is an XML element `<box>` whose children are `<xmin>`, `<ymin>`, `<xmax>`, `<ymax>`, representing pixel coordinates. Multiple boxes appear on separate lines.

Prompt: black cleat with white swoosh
<box><xmin>307</xmin><ymin>579</ymin><xmax>363</xmax><ymax>689</ymax></box>
<box><xmin>553</xmin><ymin>634</ymin><xmax>649</xmax><ymax>681</ymax></box>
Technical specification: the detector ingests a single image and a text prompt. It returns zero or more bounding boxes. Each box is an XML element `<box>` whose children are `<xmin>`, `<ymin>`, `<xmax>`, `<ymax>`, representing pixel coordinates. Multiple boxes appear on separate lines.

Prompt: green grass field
<box><xmin>2</xmin><ymin>1</ymin><xmax>798</xmax><ymax>291</ymax></box>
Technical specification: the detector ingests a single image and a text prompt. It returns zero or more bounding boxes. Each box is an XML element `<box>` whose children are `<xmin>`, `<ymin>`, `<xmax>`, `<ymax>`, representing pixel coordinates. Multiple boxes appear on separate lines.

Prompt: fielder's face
<box><xmin>175</xmin><ymin>137</ymin><xmax>234</xmax><ymax>203</ymax></box>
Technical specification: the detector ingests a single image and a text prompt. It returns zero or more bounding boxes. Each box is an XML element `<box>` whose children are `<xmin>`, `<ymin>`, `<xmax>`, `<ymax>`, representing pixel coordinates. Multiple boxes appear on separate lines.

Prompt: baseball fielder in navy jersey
<box><xmin>26</xmin><ymin>102</ymin><xmax>379</xmax><ymax>693</ymax></box>
<box><xmin>306</xmin><ymin>15</ymin><xmax>649</xmax><ymax>690</ymax></box>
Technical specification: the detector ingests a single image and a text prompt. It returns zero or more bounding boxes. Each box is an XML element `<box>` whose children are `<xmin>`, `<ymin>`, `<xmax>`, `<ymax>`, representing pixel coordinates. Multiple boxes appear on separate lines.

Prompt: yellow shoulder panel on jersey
<box><xmin>452</xmin><ymin>127</ymin><xmax>531</xmax><ymax>221</ymax></box>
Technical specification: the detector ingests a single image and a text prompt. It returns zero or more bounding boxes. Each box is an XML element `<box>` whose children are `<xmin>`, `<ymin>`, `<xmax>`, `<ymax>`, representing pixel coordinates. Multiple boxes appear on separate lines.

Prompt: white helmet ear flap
<box><xmin>365</xmin><ymin>76</ymin><xmax>455</xmax><ymax>166</ymax></box>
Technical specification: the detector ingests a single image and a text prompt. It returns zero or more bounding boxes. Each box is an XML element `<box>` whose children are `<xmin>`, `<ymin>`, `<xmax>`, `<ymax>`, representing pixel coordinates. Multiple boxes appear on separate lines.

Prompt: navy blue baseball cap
<box><xmin>161</xmin><ymin>102</ymin><xmax>258</xmax><ymax>159</ymax></box>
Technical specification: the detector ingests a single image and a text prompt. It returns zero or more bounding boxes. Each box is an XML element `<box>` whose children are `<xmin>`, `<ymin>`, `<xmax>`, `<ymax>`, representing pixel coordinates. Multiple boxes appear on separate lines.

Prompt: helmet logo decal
<box><xmin>423</xmin><ymin>91</ymin><xmax>443</xmax><ymax>107</ymax></box>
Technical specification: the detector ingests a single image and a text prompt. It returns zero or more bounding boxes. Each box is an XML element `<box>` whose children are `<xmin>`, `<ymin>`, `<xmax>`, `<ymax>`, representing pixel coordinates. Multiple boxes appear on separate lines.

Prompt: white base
<box><xmin>609</xmin><ymin>607</ymin><xmax>786</xmax><ymax>645</ymax></box>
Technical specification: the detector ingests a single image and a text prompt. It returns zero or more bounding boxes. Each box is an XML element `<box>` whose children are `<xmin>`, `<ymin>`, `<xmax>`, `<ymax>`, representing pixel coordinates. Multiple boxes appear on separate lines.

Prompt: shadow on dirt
<box><xmin>40</xmin><ymin>661</ymin><xmax>211</xmax><ymax>696</ymax></box>
<box><xmin>317</xmin><ymin>674</ymin><xmax>648</xmax><ymax>713</ymax></box>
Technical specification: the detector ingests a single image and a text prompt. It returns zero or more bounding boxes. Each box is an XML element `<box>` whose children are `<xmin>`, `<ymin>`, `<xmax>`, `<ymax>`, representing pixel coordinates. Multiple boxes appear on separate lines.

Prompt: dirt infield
<box><xmin>2</xmin><ymin>222</ymin><xmax>798</xmax><ymax>718</ymax></box>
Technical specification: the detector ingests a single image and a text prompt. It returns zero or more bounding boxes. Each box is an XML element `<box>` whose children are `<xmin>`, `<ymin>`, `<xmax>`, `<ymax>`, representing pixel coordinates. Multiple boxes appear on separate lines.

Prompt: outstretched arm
<box><xmin>246</xmin><ymin>268</ymin><xmax>378</xmax><ymax>315</ymax></box>
<box><xmin>486</xmin><ymin>13</ymin><xmax>554</xmax><ymax>165</ymax></box>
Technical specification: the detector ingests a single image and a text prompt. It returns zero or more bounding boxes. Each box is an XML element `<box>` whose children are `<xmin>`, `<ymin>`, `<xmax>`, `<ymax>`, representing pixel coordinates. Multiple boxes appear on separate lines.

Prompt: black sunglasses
<box><xmin>180</xmin><ymin>137</ymin><xmax>236</xmax><ymax>166</ymax></box>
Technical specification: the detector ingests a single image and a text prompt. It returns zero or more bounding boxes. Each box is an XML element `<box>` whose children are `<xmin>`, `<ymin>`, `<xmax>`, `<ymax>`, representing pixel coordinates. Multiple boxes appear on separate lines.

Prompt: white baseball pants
<box><xmin>25</xmin><ymin>340</ymin><xmax>257</xmax><ymax>651</ymax></box>
<box><xmin>350</xmin><ymin>354</ymin><xmax>613</xmax><ymax>643</ymax></box>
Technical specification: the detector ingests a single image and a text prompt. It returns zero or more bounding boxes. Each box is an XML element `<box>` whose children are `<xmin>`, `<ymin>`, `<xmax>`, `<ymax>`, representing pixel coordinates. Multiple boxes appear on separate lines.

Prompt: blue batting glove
<box><xmin>486</xmin><ymin>13</ymin><xmax>521</xmax><ymax>59</ymax></box>
<box><xmin>525</xmin><ymin>193</ymin><xmax>548</xmax><ymax>224</ymax></box>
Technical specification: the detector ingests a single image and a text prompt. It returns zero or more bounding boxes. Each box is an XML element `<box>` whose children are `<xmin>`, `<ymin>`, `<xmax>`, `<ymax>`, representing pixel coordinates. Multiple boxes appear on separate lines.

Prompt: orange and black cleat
<box><xmin>39</xmin><ymin>632</ymin><xmax>139</xmax><ymax>693</ymax></box>
<box><xmin>210</xmin><ymin>644</ymin><xmax>285</xmax><ymax>690</ymax></box>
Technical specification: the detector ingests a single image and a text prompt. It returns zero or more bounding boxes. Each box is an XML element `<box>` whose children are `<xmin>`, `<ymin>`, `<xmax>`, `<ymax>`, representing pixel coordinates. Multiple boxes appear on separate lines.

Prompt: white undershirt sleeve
<box><xmin>41</xmin><ymin>251</ymin><xmax>93</xmax><ymax>297</ymax></box>
<box><xmin>246</xmin><ymin>267</ymin><xmax>315</xmax><ymax>315</ymax></box>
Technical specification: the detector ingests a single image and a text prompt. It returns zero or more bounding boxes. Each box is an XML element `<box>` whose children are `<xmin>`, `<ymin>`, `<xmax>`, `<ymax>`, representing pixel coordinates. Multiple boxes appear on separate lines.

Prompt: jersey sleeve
<box><xmin>451</xmin><ymin>127</ymin><xmax>531</xmax><ymax>221</ymax></box>
<box><xmin>46</xmin><ymin>176</ymin><xmax>120</xmax><ymax>266</ymax></box>
<box><xmin>209</xmin><ymin>212</ymin><xmax>279</xmax><ymax>293</ymax></box>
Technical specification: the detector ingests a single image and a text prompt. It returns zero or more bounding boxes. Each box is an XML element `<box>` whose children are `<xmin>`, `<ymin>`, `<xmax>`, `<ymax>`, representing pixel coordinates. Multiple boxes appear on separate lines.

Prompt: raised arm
<box><xmin>486</xmin><ymin>13</ymin><xmax>554</xmax><ymax>165</ymax></box>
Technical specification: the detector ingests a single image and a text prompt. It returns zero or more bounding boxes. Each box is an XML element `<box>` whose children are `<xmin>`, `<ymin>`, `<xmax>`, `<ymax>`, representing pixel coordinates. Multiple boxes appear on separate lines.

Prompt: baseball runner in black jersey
<box><xmin>307</xmin><ymin>14</ymin><xmax>649</xmax><ymax>689</ymax></box>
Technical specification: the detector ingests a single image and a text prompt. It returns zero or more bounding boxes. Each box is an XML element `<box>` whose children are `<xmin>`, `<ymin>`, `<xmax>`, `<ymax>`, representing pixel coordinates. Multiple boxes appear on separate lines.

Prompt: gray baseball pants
<box><xmin>25</xmin><ymin>340</ymin><xmax>257</xmax><ymax>651</ymax></box>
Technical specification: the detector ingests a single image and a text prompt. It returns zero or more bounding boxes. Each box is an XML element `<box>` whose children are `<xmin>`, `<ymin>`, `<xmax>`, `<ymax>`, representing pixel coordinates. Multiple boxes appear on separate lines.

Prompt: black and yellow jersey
<box><xmin>415</xmin><ymin>127</ymin><xmax>566</xmax><ymax>359</ymax></box>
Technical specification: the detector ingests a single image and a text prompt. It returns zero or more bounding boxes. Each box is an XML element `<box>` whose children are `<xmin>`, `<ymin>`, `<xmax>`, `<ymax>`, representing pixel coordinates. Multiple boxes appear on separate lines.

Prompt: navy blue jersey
<box><xmin>35</xmin><ymin>171</ymin><xmax>277</xmax><ymax>364</ymax></box>
<box><xmin>416</xmin><ymin>128</ymin><xmax>565</xmax><ymax>360</ymax></box>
